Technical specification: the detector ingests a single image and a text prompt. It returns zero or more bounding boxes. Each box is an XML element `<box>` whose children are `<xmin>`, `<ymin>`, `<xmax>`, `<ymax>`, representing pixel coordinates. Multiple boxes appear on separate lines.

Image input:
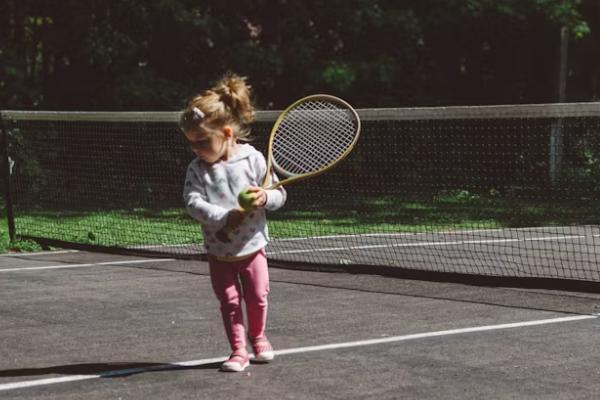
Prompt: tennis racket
<box><xmin>216</xmin><ymin>94</ymin><xmax>361</xmax><ymax>243</ymax></box>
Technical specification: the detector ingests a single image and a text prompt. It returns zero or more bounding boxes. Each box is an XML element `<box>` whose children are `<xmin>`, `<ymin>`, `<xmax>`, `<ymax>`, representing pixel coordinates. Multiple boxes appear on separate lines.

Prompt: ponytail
<box><xmin>180</xmin><ymin>73</ymin><xmax>255</xmax><ymax>140</ymax></box>
<box><xmin>213</xmin><ymin>73</ymin><xmax>255</xmax><ymax>125</ymax></box>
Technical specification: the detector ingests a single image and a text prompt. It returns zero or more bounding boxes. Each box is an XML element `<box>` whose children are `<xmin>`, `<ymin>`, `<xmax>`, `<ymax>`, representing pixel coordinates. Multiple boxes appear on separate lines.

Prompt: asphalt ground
<box><xmin>1</xmin><ymin>250</ymin><xmax>600</xmax><ymax>399</ymax></box>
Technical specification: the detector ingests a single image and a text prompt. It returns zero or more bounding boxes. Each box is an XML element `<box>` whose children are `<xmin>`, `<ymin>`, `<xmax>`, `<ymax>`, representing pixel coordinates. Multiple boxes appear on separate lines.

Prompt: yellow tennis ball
<box><xmin>238</xmin><ymin>189</ymin><xmax>254</xmax><ymax>211</ymax></box>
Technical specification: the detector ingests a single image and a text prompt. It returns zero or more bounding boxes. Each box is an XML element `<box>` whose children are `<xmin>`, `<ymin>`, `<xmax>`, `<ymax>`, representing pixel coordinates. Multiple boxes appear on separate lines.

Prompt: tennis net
<box><xmin>2</xmin><ymin>103</ymin><xmax>600</xmax><ymax>288</ymax></box>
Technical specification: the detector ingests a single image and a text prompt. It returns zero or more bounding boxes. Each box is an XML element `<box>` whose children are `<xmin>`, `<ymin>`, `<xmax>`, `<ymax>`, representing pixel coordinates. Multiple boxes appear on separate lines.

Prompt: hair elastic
<box><xmin>192</xmin><ymin>107</ymin><xmax>205</xmax><ymax>120</ymax></box>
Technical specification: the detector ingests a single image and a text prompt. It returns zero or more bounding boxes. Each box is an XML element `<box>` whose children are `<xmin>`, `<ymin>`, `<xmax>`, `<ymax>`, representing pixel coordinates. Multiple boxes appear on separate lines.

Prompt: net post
<box><xmin>549</xmin><ymin>26</ymin><xmax>569</xmax><ymax>188</ymax></box>
<box><xmin>549</xmin><ymin>119</ymin><xmax>563</xmax><ymax>188</ymax></box>
<box><xmin>0</xmin><ymin>113</ymin><xmax>16</xmax><ymax>242</ymax></box>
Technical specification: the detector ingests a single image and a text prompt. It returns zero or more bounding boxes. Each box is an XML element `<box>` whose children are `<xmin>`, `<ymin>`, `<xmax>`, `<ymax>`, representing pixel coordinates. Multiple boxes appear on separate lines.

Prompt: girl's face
<box><xmin>184</xmin><ymin>126</ymin><xmax>233</xmax><ymax>164</ymax></box>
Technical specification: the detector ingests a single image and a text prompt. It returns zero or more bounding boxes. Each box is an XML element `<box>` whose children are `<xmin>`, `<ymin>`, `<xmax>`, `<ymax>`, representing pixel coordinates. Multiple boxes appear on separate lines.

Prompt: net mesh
<box><xmin>272</xmin><ymin>99</ymin><xmax>359</xmax><ymax>176</ymax></box>
<box><xmin>2</xmin><ymin>104</ymin><xmax>600</xmax><ymax>285</ymax></box>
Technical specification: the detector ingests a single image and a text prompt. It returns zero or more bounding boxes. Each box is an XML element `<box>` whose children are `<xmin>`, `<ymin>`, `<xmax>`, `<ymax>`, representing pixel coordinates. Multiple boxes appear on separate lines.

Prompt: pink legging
<box><xmin>208</xmin><ymin>249</ymin><xmax>270</xmax><ymax>351</ymax></box>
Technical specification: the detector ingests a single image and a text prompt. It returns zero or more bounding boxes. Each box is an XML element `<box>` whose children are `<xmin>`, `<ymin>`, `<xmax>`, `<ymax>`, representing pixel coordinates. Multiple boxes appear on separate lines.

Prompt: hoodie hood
<box><xmin>228</xmin><ymin>143</ymin><xmax>261</xmax><ymax>163</ymax></box>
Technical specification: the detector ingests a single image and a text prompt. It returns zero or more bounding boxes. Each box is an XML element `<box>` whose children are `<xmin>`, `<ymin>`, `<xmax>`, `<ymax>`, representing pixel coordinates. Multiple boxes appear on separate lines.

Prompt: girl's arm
<box><xmin>263</xmin><ymin>169</ymin><xmax>286</xmax><ymax>211</ymax></box>
<box><xmin>183</xmin><ymin>166</ymin><xmax>229</xmax><ymax>227</ymax></box>
<box><xmin>254</xmin><ymin>154</ymin><xmax>287</xmax><ymax>211</ymax></box>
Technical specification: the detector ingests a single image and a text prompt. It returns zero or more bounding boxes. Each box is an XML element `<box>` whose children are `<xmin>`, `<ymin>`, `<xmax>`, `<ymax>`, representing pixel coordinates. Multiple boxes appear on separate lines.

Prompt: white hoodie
<box><xmin>183</xmin><ymin>143</ymin><xmax>287</xmax><ymax>258</ymax></box>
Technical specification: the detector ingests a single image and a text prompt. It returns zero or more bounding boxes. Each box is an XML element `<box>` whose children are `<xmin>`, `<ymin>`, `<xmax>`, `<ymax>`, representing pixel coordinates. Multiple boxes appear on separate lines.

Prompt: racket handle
<box><xmin>264</xmin><ymin>181</ymin><xmax>284</xmax><ymax>190</ymax></box>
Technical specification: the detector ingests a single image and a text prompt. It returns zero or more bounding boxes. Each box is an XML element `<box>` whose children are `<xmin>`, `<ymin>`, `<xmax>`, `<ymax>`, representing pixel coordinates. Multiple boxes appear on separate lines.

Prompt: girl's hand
<box><xmin>244</xmin><ymin>186</ymin><xmax>267</xmax><ymax>208</ymax></box>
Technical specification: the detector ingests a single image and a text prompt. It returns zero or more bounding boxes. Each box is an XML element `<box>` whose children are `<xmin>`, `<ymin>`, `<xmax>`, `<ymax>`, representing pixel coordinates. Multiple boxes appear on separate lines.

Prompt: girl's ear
<box><xmin>222</xmin><ymin>126</ymin><xmax>234</xmax><ymax>138</ymax></box>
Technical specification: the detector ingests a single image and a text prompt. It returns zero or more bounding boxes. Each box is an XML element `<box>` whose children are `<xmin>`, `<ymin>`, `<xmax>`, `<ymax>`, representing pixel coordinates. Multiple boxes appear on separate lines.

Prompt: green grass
<box><xmin>15</xmin><ymin>210</ymin><xmax>198</xmax><ymax>246</ymax></box>
<box><xmin>0</xmin><ymin>217</ymin><xmax>45</xmax><ymax>253</ymax></box>
<box><xmin>1</xmin><ymin>192</ymin><xmax>599</xmax><ymax>254</ymax></box>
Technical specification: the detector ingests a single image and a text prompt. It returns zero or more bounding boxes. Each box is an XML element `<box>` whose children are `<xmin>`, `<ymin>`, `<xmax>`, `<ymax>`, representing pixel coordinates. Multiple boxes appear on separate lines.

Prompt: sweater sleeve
<box><xmin>183</xmin><ymin>164</ymin><xmax>229</xmax><ymax>227</ymax></box>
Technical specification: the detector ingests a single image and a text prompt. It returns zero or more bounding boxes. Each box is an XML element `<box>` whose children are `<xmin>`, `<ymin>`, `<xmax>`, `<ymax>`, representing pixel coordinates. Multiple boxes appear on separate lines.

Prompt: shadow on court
<box><xmin>0</xmin><ymin>362</ymin><xmax>222</xmax><ymax>378</ymax></box>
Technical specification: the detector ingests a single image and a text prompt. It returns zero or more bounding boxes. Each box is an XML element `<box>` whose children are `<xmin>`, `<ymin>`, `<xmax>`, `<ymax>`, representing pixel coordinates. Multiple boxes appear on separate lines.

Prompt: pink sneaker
<box><xmin>250</xmin><ymin>337</ymin><xmax>274</xmax><ymax>363</ymax></box>
<box><xmin>220</xmin><ymin>350</ymin><xmax>250</xmax><ymax>372</ymax></box>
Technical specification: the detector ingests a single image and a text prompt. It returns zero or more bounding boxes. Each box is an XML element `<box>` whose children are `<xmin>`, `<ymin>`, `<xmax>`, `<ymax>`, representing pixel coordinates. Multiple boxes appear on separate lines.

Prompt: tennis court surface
<box><xmin>1</xmin><ymin>249</ymin><xmax>599</xmax><ymax>399</ymax></box>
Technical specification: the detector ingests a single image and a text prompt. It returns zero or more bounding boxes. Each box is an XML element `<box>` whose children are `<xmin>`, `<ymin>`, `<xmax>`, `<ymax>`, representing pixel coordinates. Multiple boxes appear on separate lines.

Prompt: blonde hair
<box><xmin>180</xmin><ymin>73</ymin><xmax>255</xmax><ymax>141</ymax></box>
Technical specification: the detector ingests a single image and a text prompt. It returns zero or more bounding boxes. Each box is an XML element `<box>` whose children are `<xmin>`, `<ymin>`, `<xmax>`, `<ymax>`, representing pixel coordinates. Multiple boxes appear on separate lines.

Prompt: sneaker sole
<box><xmin>220</xmin><ymin>360</ymin><xmax>250</xmax><ymax>372</ymax></box>
<box><xmin>253</xmin><ymin>351</ymin><xmax>275</xmax><ymax>363</ymax></box>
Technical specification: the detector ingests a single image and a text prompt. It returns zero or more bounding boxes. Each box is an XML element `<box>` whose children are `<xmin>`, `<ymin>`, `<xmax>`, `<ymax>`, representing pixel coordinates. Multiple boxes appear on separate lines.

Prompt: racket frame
<box><xmin>262</xmin><ymin>94</ymin><xmax>361</xmax><ymax>189</ymax></box>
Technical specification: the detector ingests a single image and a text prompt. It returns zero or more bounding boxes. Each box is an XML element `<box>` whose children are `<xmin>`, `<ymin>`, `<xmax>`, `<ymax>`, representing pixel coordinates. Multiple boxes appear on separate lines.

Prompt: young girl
<box><xmin>180</xmin><ymin>74</ymin><xmax>286</xmax><ymax>372</ymax></box>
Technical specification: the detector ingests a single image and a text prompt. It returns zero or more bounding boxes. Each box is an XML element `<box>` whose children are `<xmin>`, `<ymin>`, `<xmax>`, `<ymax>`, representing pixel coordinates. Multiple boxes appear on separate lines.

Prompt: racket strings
<box><xmin>274</xmin><ymin>126</ymin><xmax>340</xmax><ymax>174</ymax></box>
<box><xmin>275</xmin><ymin>124</ymin><xmax>353</xmax><ymax>174</ymax></box>
<box><xmin>283</xmin><ymin>111</ymin><xmax>353</xmax><ymax>153</ymax></box>
<box><xmin>274</xmin><ymin>132</ymin><xmax>349</xmax><ymax>174</ymax></box>
<box><xmin>274</xmin><ymin>118</ymin><xmax>343</xmax><ymax>171</ymax></box>
<box><xmin>273</xmin><ymin>144</ymin><xmax>329</xmax><ymax>175</ymax></box>
<box><xmin>275</xmin><ymin>112</ymin><xmax>355</xmax><ymax>172</ymax></box>
<box><xmin>273</xmin><ymin>100</ymin><xmax>358</xmax><ymax>175</ymax></box>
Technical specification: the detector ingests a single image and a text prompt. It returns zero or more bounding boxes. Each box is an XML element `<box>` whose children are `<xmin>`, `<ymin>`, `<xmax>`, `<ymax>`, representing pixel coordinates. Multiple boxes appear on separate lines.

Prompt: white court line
<box><xmin>0</xmin><ymin>314</ymin><xmax>596</xmax><ymax>392</ymax></box>
<box><xmin>269</xmin><ymin>234</ymin><xmax>588</xmax><ymax>256</ymax></box>
<box><xmin>0</xmin><ymin>258</ymin><xmax>175</xmax><ymax>273</ymax></box>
